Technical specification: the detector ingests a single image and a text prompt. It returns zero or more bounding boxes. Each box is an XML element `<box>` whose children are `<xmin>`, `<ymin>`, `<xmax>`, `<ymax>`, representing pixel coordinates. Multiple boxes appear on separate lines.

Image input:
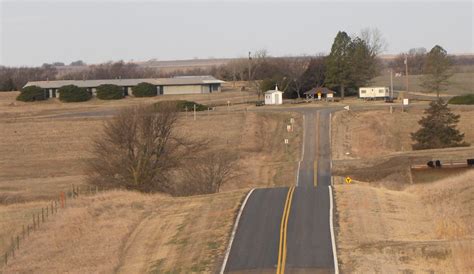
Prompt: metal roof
<box><xmin>24</xmin><ymin>76</ymin><xmax>224</xmax><ymax>89</ymax></box>
<box><xmin>265</xmin><ymin>90</ymin><xmax>283</xmax><ymax>94</ymax></box>
<box><xmin>304</xmin><ymin>87</ymin><xmax>335</xmax><ymax>95</ymax></box>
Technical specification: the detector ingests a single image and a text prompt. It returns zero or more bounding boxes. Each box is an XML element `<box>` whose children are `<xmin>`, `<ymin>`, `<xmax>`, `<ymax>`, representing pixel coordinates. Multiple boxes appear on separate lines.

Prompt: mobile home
<box><xmin>359</xmin><ymin>87</ymin><xmax>390</xmax><ymax>100</ymax></box>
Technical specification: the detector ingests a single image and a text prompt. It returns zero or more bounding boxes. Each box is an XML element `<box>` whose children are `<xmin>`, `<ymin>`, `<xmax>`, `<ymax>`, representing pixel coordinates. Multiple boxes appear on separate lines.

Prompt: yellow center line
<box><xmin>276</xmin><ymin>186</ymin><xmax>295</xmax><ymax>274</ymax></box>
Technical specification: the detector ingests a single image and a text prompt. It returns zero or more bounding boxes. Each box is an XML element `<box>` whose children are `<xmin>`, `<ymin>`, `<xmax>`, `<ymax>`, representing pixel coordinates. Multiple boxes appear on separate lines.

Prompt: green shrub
<box><xmin>448</xmin><ymin>94</ymin><xmax>474</xmax><ymax>105</ymax></box>
<box><xmin>96</xmin><ymin>84</ymin><xmax>124</xmax><ymax>100</ymax></box>
<box><xmin>58</xmin><ymin>85</ymin><xmax>91</xmax><ymax>102</ymax></box>
<box><xmin>154</xmin><ymin>100</ymin><xmax>208</xmax><ymax>112</ymax></box>
<box><xmin>132</xmin><ymin>82</ymin><xmax>157</xmax><ymax>97</ymax></box>
<box><xmin>16</xmin><ymin>85</ymin><xmax>47</xmax><ymax>102</ymax></box>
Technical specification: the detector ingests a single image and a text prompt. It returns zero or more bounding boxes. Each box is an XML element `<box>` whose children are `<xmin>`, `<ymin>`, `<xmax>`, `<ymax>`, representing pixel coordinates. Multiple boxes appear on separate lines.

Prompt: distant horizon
<box><xmin>1</xmin><ymin>1</ymin><xmax>472</xmax><ymax>67</ymax></box>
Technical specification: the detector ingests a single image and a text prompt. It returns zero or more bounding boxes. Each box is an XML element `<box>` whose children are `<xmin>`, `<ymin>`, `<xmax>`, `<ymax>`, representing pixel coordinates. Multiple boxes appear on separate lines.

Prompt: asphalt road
<box><xmin>223</xmin><ymin>108</ymin><xmax>335</xmax><ymax>273</ymax></box>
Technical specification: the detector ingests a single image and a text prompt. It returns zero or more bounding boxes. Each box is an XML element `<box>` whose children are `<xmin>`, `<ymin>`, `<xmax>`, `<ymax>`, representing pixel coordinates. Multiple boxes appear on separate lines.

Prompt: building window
<box><xmin>379</xmin><ymin>89</ymin><xmax>384</xmax><ymax>93</ymax></box>
<box><xmin>212</xmin><ymin>84</ymin><xmax>219</xmax><ymax>91</ymax></box>
<box><xmin>361</xmin><ymin>90</ymin><xmax>366</xmax><ymax>94</ymax></box>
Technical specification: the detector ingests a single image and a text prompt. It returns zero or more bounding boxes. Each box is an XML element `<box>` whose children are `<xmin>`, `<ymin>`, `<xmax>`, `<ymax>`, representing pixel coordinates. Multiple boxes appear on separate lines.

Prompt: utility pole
<box><xmin>390</xmin><ymin>69</ymin><xmax>394</xmax><ymax>99</ymax></box>
<box><xmin>404</xmin><ymin>55</ymin><xmax>409</xmax><ymax>94</ymax></box>
<box><xmin>248</xmin><ymin>51</ymin><xmax>252</xmax><ymax>82</ymax></box>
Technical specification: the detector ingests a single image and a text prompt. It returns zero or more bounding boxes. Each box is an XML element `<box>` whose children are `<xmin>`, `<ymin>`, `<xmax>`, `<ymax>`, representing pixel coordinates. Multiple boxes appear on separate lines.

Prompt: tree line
<box><xmin>2</xmin><ymin>29</ymin><xmax>473</xmax><ymax>97</ymax></box>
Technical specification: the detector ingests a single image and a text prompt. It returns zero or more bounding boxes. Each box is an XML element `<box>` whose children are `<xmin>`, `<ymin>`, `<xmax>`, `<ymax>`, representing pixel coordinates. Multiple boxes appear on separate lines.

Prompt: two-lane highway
<box><xmin>222</xmin><ymin>108</ymin><xmax>337</xmax><ymax>273</ymax></box>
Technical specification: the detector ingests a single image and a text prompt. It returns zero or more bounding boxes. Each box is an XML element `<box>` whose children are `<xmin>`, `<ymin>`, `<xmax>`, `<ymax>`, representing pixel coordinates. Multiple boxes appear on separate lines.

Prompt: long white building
<box><xmin>358</xmin><ymin>86</ymin><xmax>390</xmax><ymax>100</ymax></box>
<box><xmin>23</xmin><ymin>75</ymin><xmax>224</xmax><ymax>98</ymax></box>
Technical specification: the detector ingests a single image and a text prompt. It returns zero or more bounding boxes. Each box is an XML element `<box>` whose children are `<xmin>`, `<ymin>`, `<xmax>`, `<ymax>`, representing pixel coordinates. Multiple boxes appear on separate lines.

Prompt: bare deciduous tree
<box><xmin>360</xmin><ymin>27</ymin><xmax>387</xmax><ymax>56</ymax></box>
<box><xmin>286</xmin><ymin>56</ymin><xmax>311</xmax><ymax>98</ymax></box>
<box><xmin>179</xmin><ymin>151</ymin><xmax>239</xmax><ymax>195</ymax></box>
<box><xmin>87</xmin><ymin>103</ymin><xmax>203</xmax><ymax>193</ymax></box>
<box><xmin>249</xmin><ymin>49</ymin><xmax>269</xmax><ymax>100</ymax></box>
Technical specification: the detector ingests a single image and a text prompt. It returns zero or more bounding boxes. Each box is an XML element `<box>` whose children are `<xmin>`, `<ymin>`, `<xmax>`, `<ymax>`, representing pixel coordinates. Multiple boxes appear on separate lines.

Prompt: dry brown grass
<box><xmin>0</xmin><ymin>92</ymin><xmax>301</xmax><ymax>203</ymax></box>
<box><xmin>334</xmin><ymin>170</ymin><xmax>474</xmax><ymax>273</ymax></box>
<box><xmin>0</xmin><ymin>89</ymin><xmax>302</xmax><ymax>267</ymax></box>
<box><xmin>371</xmin><ymin>70</ymin><xmax>474</xmax><ymax>95</ymax></box>
<box><xmin>1</xmin><ymin>190</ymin><xmax>246</xmax><ymax>273</ymax></box>
<box><xmin>331</xmin><ymin>107</ymin><xmax>474</xmax><ymax>160</ymax></box>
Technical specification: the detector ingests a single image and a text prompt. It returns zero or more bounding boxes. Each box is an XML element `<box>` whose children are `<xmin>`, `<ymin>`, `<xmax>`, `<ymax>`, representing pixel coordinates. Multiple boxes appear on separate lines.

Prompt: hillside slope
<box><xmin>334</xmin><ymin>170</ymin><xmax>474</xmax><ymax>273</ymax></box>
<box><xmin>2</xmin><ymin>190</ymin><xmax>246</xmax><ymax>273</ymax></box>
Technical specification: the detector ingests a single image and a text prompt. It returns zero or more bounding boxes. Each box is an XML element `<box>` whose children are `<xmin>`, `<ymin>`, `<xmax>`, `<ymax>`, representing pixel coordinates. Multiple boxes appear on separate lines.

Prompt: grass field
<box><xmin>0</xmin><ymin>87</ymin><xmax>302</xmax><ymax>270</ymax></box>
<box><xmin>331</xmin><ymin>106</ymin><xmax>474</xmax><ymax>160</ymax></box>
<box><xmin>331</xmin><ymin>104</ymin><xmax>474</xmax><ymax>272</ymax></box>
<box><xmin>371</xmin><ymin>70</ymin><xmax>474</xmax><ymax>95</ymax></box>
<box><xmin>334</xmin><ymin>170</ymin><xmax>474</xmax><ymax>273</ymax></box>
<box><xmin>2</xmin><ymin>190</ymin><xmax>246</xmax><ymax>273</ymax></box>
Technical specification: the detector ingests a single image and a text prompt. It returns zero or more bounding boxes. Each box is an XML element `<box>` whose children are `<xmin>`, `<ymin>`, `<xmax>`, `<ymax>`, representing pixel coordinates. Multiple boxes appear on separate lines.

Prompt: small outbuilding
<box><xmin>264</xmin><ymin>86</ymin><xmax>283</xmax><ymax>105</ymax></box>
<box><xmin>304</xmin><ymin>87</ymin><xmax>335</xmax><ymax>101</ymax></box>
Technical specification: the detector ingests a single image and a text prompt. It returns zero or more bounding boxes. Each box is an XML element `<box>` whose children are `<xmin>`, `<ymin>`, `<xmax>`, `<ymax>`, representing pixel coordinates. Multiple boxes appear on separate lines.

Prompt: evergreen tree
<box><xmin>421</xmin><ymin>45</ymin><xmax>452</xmax><ymax>98</ymax></box>
<box><xmin>411</xmin><ymin>99</ymin><xmax>469</xmax><ymax>150</ymax></box>
<box><xmin>349</xmin><ymin>37</ymin><xmax>377</xmax><ymax>88</ymax></box>
<box><xmin>325</xmin><ymin>31</ymin><xmax>352</xmax><ymax>100</ymax></box>
<box><xmin>0</xmin><ymin>78</ymin><xmax>16</xmax><ymax>91</ymax></box>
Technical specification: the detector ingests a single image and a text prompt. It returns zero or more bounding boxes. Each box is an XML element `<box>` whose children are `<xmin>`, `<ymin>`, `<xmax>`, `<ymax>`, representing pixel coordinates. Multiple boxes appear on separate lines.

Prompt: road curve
<box><xmin>223</xmin><ymin>108</ymin><xmax>336</xmax><ymax>273</ymax></box>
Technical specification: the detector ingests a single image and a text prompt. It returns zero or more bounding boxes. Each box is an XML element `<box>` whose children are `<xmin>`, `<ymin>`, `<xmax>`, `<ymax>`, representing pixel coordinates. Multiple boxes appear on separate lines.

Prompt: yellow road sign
<box><xmin>345</xmin><ymin>176</ymin><xmax>352</xmax><ymax>184</ymax></box>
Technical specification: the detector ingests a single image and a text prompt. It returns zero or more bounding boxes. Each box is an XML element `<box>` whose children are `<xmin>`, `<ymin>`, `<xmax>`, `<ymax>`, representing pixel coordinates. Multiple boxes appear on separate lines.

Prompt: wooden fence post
<box><xmin>27</xmin><ymin>224</ymin><xmax>30</xmax><ymax>236</ymax></box>
<box><xmin>41</xmin><ymin>208</ymin><xmax>44</xmax><ymax>223</ymax></box>
<box><xmin>60</xmin><ymin>192</ymin><xmax>65</xmax><ymax>208</ymax></box>
<box><xmin>11</xmin><ymin>237</ymin><xmax>15</xmax><ymax>258</ymax></box>
<box><xmin>33</xmin><ymin>214</ymin><xmax>36</xmax><ymax>230</ymax></box>
<box><xmin>16</xmin><ymin>236</ymin><xmax>19</xmax><ymax>250</ymax></box>
<box><xmin>51</xmin><ymin>201</ymin><xmax>54</xmax><ymax>215</ymax></box>
<box><xmin>22</xmin><ymin>225</ymin><xmax>25</xmax><ymax>239</ymax></box>
<box><xmin>46</xmin><ymin>206</ymin><xmax>49</xmax><ymax>219</ymax></box>
<box><xmin>37</xmin><ymin>213</ymin><xmax>40</xmax><ymax>228</ymax></box>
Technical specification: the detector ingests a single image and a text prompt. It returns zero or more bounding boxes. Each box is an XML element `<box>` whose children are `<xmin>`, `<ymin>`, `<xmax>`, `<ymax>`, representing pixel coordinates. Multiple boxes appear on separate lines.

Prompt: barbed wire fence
<box><xmin>1</xmin><ymin>184</ymin><xmax>105</xmax><ymax>268</ymax></box>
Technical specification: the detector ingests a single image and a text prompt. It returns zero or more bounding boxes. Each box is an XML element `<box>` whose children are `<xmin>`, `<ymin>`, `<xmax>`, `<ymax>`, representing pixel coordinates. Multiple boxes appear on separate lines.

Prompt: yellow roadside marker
<box><xmin>277</xmin><ymin>186</ymin><xmax>295</xmax><ymax>274</ymax></box>
<box><xmin>345</xmin><ymin>176</ymin><xmax>352</xmax><ymax>184</ymax></box>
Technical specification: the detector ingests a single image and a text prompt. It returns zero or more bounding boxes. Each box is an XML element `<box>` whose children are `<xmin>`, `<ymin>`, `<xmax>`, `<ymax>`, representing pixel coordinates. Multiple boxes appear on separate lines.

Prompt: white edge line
<box><xmin>296</xmin><ymin>161</ymin><xmax>301</xmax><ymax>187</ymax></box>
<box><xmin>301</xmin><ymin>114</ymin><xmax>305</xmax><ymax>162</ymax></box>
<box><xmin>296</xmin><ymin>114</ymin><xmax>305</xmax><ymax>186</ymax></box>
<box><xmin>329</xmin><ymin>112</ymin><xmax>333</xmax><ymax>174</ymax></box>
<box><xmin>220</xmin><ymin>188</ymin><xmax>255</xmax><ymax>274</ymax></box>
<box><xmin>328</xmin><ymin>185</ymin><xmax>339</xmax><ymax>274</ymax></box>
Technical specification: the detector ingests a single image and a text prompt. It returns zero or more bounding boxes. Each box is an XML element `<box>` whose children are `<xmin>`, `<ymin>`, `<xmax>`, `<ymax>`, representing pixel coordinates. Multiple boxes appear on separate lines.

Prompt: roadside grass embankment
<box><xmin>334</xmin><ymin>170</ymin><xmax>474</xmax><ymax>273</ymax></box>
<box><xmin>2</xmin><ymin>190</ymin><xmax>247</xmax><ymax>273</ymax></box>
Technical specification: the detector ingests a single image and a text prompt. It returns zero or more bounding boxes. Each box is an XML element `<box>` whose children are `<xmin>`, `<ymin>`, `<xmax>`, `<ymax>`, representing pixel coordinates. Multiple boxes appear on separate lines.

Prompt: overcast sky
<box><xmin>0</xmin><ymin>0</ymin><xmax>472</xmax><ymax>66</ymax></box>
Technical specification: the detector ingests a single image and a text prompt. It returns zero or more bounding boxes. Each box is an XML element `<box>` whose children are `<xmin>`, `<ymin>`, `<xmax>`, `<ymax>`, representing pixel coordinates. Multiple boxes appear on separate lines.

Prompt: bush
<box><xmin>58</xmin><ymin>85</ymin><xmax>91</xmax><ymax>102</ymax></box>
<box><xmin>96</xmin><ymin>84</ymin><xmax>124</xmax><ymax>100</ymax></box>
<box><xmin>16</xmin><ymin>85</ymin><xmax>47</xmax><ymax>102</ymax></box>
<box><xmin>154</xmin><ymin>100</ymin><xmax>208</xmax><ymax>112</ymax></box>
<box><xmin>448</xmin><ymin>94</ymin><xmax>474</xmax><ymax>105</ymax></box>
<box><xmin>132</xmin><ymin>82</ymin><xmax>157</xmax><ymax>97</ymax></box>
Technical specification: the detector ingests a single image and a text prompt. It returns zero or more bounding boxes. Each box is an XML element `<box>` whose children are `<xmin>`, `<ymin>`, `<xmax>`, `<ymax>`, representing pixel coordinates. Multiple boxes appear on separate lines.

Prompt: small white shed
<box><xmin>264</xmin><ymin>86</ymin><xmax>283</xmax><ymax>105</ymax></box>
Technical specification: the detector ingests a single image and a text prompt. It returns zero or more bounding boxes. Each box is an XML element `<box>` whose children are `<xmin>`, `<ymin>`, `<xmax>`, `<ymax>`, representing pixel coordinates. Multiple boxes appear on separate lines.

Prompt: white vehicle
<box><xmin>359</xmin><ymin>87</ymin><xmax>390</xmax><ymax>100</ymax></box>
